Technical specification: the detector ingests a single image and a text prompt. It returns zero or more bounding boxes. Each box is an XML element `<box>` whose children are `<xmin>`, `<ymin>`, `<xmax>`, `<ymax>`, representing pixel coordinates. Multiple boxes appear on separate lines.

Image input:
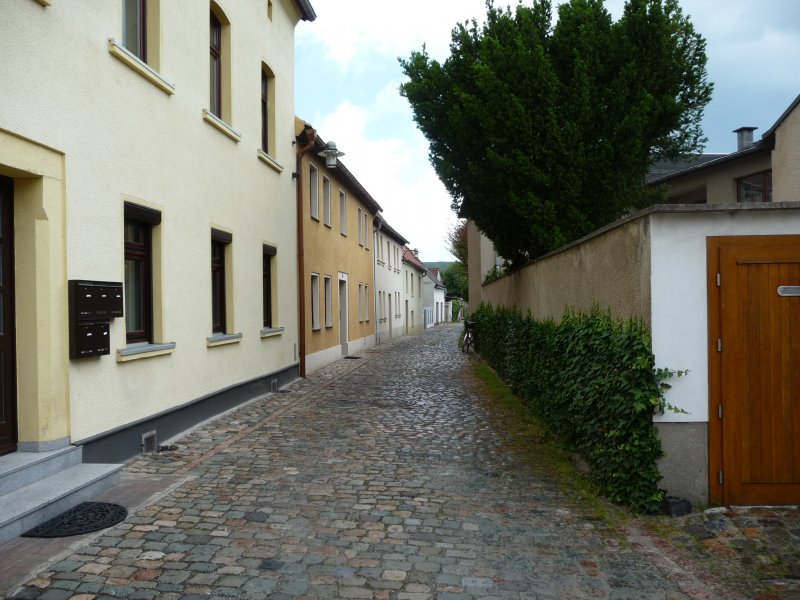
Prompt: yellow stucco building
<box><xmin>295</xmin><ymin>120</ymin><xmax>381</xmax><ymax>373</ymax></box>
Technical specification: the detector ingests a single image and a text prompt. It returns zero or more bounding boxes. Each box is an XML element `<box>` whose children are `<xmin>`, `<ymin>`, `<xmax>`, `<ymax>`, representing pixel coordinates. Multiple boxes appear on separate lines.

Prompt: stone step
<box><xmin>0</xmin><ymin>462</ymin><xmax>123</xmax><ymax>546</ymax></box>
<box><xmin>0</xmin><ymin>447</ymin><xmax>83</xmax><ymax>496</ymax></box>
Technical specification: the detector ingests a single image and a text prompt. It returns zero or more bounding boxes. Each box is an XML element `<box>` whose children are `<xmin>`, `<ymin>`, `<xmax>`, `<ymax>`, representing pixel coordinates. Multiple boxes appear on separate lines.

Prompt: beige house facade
<box><xmin>649</xmin><ymin>93</ymin><xmax>800</xmax><ymax>204</ymax></box>
<box><xmin>0</xmin><ymin>0</ymin><xmax>314</xmax><ymax>538</ymax></box>
<box><xmin>296</xmin><ymin>120</ymin><xmax>380</xmax><ymax>373</ymax></box>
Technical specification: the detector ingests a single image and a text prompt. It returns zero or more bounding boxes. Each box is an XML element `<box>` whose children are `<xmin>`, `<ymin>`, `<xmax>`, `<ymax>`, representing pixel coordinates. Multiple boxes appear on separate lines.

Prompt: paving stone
<box><xmin>5</xmin><ymin>326</ymin><xmax>745</xmax><ymax>600</ymax></box>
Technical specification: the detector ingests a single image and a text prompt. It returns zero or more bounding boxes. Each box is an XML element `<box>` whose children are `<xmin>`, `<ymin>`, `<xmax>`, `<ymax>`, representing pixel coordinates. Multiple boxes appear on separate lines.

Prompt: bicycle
<box><xmin>461</xmin><ymin>320</ymin><xmax>475</xmax><ymax>353</ymax></box>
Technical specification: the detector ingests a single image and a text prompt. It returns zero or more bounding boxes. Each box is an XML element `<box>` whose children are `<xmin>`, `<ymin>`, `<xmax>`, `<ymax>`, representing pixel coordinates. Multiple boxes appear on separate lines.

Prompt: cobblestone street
<box><xmin>3</xmin><ymin>325</ymin><xmax>742</xmax><ymax>599</ymax></box>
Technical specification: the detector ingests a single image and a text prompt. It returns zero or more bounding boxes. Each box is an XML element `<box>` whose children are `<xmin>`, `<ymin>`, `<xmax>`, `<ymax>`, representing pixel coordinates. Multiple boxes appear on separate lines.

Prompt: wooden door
<box><xmin>0</xmin><ymin>176</ymin><xmax>16</xmax><ymax>456</ymax></box>
<box><xmin>709</xmin><ymin>235</ymin><xmax>800</xmax><ymax>505</ymax></box>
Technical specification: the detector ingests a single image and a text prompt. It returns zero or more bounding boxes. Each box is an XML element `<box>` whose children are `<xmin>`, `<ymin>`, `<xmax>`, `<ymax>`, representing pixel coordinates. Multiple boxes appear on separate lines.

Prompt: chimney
<box><xmin>413</xmin><ymin>248</ymin><xmax>419</xmax><ymax>257</ymax></box>
<box><xmin>733</xmin><ymin>126</ymin><xmax>757</xmax><ymax>151</ymax></box>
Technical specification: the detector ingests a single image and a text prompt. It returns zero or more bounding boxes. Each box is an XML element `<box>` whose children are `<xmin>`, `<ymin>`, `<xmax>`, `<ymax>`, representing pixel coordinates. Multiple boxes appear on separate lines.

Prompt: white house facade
<box><xmin>423</xmin><ymin>268</ymin><xmax>448</xmax><ymax>327</ymax></box>
<box><xmin>402</xmin><ymin>247</ymin><xmax>426</xmax><ymax>335</ymax></box>
<box><xmin>374</xmin><ymin>216</ymin><xmax>408</xmax><ymax>343</ymax></box>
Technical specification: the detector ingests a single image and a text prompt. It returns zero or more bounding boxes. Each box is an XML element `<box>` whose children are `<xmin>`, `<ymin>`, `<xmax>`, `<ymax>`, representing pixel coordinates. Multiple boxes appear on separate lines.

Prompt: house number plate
<box><xmin>777</xmin><ymin>286</ymin><xmax>800</xmax><ymax>297</ymax></box>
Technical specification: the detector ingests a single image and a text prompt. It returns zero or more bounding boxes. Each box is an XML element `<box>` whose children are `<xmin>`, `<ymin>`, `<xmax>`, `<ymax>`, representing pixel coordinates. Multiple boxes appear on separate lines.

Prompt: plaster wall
<box><xmin>772</xmin><ymin>104</ymin><xmax>800</xmax><ymax>202</ymax></box>
<box><xmin>1</xmin><ymin>0</ymin><xmax>302</xmax><ymax>442</ymax></box>
<box><xmin>402</xmin><ymin>263</ymin><xmax>425</xmax><ymax>334</ymax></box>
<box><xmin>480</xmin><ymin>218</ymin><xmax>651</xmax><ymax>326</ymax></box>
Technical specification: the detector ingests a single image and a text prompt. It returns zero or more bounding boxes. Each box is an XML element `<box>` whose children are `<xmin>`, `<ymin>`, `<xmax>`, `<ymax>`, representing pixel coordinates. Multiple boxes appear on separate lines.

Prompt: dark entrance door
<box><xmin>0</xmin><ymin>176</ymin><xmax>16</xmax><ymax>456</ymax></box>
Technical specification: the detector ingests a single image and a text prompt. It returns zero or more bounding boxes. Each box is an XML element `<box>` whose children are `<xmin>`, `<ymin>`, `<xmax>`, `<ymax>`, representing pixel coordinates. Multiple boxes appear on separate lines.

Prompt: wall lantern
<box><xmin>318</xmin><ymin>140</ymin><xmax>344</xmax><ymax>168</ymax></box>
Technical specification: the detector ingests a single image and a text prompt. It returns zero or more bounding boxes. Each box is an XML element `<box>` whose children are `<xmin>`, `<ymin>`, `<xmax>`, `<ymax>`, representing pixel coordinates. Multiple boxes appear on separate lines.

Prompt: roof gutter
<box><xmin>294</xmin><ymin>0</ymin><xmax>317</xmax><ymax>21</ymax></box>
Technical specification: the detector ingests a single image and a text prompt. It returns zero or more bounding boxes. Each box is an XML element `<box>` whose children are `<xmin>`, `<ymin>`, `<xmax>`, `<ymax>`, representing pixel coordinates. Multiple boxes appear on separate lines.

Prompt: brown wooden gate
<box><xmin>0</xmin><ymin>176</ymin><xmax>16</xmax><ymax>456</ymax></box>
<box><xmin>708</xmin><ymin>235</ymin><xmax>800</xmax><ymax>505</ymax></box>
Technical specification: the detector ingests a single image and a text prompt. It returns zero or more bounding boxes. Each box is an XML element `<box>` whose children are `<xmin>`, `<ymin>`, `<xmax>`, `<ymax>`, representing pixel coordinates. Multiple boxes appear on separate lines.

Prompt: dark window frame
<box><xmin>736</xmin><ymin>169</ymin><xmax>772</xmax><ymax>203</ymax></box>
<box><xmin>263</xmin><ymin>245</ymin><xmax>276</xmax><ymax>328</ymax></box>
<box><xmin>210</xmin><ymin>11</ymin><xmax>222</xmax><ymax>118</ymax></box>
<box><xmin>124</xmin><ymin>202</ymin><xmax>160</xmax><ymax>344</ymax></box>
<box><xmin>211</xmin><ymin>229</ymin><xmax>231</xmax><ymax>334</ymax></box>
<box><xmin>261</xmin><ymin>68</ymin><xmax>269</xmax><ymax>153</ymax></box>
<box><xmin>123</xmin><ymin>0</ymin><xmax>147</xmax><ymax>62</ymax></box>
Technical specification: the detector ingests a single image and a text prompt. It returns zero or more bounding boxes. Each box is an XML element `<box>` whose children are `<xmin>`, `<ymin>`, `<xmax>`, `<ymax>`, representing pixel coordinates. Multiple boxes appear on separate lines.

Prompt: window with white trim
<box><xmin>339</xmin><ymin>191</ymin><xmax>347</xmax><ymax>235</ymax></box>
<box><xmin>364</xmin><ymin>285</ymin><xmax>369</xmax><ymax>321</ymax></box>
<box><xmin>324</xmin><ymin>275</ymin><xmax>332</xmax><ymax>327</ymax></box>
<box><xmin>309</xmin><ymin>164</ymin><xmax>319</xmax><ymax>220</ymax></box>
<box><xmin>358</xmin><ymin>283</ymin><xmax>363</xmax><ymax>322</ymax></box>
<box><xmin>357</xmin><ymin>207</ymin><xmax>363</xmax><ymax>245</ymax></box>
<box><xmin>323</xmin><ymin>176</ymin><xmax>331</xmax><ymax>226</ymax></box>
<box><xmin>310</xmin><ymin>273</ymin><xmax>320</xmax><ymax>330</ymax></box>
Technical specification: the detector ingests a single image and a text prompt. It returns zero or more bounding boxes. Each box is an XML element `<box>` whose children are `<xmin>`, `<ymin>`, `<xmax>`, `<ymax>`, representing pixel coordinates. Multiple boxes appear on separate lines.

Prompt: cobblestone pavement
<box><xmin>4</xmin><ymin>324</ymin><xmax>749</xmax><ymax>599</ymax></box>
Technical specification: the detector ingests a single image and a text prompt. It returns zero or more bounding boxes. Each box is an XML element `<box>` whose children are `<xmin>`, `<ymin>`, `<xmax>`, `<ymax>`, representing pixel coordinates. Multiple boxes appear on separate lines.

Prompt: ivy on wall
<box><xmin>471</xmin><ymin>303</ymin><xmax>678</xmax><ymax>513</ymax></box>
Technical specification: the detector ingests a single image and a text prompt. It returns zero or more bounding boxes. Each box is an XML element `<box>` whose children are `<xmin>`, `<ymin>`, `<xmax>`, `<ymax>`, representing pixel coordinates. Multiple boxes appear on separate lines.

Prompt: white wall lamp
<box><xmin>318</xmin><ymin>140</ymin><xmax>344</xmax><ymax>168</ymax></box>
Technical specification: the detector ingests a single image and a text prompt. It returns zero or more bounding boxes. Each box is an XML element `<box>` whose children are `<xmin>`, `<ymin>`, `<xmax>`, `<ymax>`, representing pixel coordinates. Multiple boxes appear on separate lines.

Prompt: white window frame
<box><xmin>309</xmin><ymin>164</ymin><xmax>319</xmax><ymax>221</ymax></box>
<box><xmin>324</xmin><ymin>275</ymin><xmax>333</xmax><ymax>327</ymax></box>
<box><xmin>311</xmin><ymin>273</ymin><xmax>320</xmax><ymax>330</ymax></box>
<box><xmin>322</xmin><ymin>176</ymin><xmax>331</xmax><ymax>227</ymax></box>
<box><xmin>364</xmin><ymin>285</ymin><xmax>370</xmax><ymax>321</ymax></box>
<box><xmin>357</xmin><ymin>207</ymin><xmax>363</xmax><ymax>246</ymax></box>
<box><xmin>363</xmin><ymin>212</ymin><xmax>369</xmax><ymax>248</ymax></box>
<box><xmin>358</xmin><ymin>283</ymin><xmax>363</xmax><ymax>322</ymax></box>
<box><xmin>339</xmin><ymin>191</ymin><xmax>347</xmax><ymax>236</ymax></box>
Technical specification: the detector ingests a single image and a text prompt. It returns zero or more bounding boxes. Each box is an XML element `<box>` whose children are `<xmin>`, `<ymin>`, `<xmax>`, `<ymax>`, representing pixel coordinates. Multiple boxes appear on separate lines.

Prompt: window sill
<box><xmin>207</xmin><ymin>332</ymin><xmax>243</xmax><ymax>347</ymax></box>
<box><xmin>117</xmin><ymin>342</ymin><xmax>176</xmax><ymax>362</ymax></box>
<box><xmin>202</xmin><ymin>109</ymin><xmax>242</xmax><ymax>142</ymax></box>
<box><xmin>35</xmin><ymin>0</ymin><xmax>51</xmax><ymax>5</ymax></box>
<box><xmin>257</xmin><ymin>149</ymin><xmax>284</xmax><ymax>173</ymax></box>
<box><xmin>108</xmin><ymin>39</ymin><xmax>175</xmax><ymax>95</ymax></box>
<box><xmin>324</xmin><ymin>223</ymin><xmax>332</xmax><ymax>229</ymax></box>
<box><xmin>260</xmin><ymin>326</ymin><xmax>284</xmax><ymax>338</ymax></box>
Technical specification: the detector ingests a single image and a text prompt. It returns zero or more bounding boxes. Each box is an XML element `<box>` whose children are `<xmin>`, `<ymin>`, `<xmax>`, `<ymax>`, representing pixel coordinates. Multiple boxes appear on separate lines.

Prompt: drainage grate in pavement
<box><xmin>21</xmin><ymin>502</ymin><xmax>128</xmax><ymax>538</ymax></box>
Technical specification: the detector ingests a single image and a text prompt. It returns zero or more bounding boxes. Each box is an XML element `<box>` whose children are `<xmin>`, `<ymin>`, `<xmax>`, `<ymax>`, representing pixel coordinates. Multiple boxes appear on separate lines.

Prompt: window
<box><xmin>123</xmin><ymin>0</ymin><xmax>147</xmax><ymax>61</ymax></box>
<box><xmin>339</xmin><ymin>191</ymin><xmax>347</xmax><ymax>235</ymax></box>
<box><xmin>309</xmin><ymin>164</ymin><xmax>319</xmax><ymax>220</ymax></box>
<box><xmin>357</xmin><ymin>207</ymin><xmax>363</xmax><ymax>245</ymax></box>
<box><xmin>261</xmin><ymin>65</ymin><xmax>275</xmax><ymax>155</ymax></box>
<box><xmin>211</xmin><ymin>229</ymin><xmax>231</xmax><ymax>333</ymax></box>
<box><xmin>267</xmin><ymin>0</ymin><xmax>273</xmax><ymax>20</ymax></box>
<box><xmin>324</xmin><ymin>276</ymin><xmax>333</xmax><ymax>327</ymax></box>
<box><xmin>387</xmin><ymin>241</ymin><xmax>391</xmax><ymax>269</ymax></box>
<box><xmin>323</xmin><ymin>176</ymin><xmax>331</xmax><ymax>227</ymax></box>
<box><xmin>210</xmin><ymin>11</ymin><xmax>222</xmax><ymax>118</ymax></box>
<box><xmin>263</xmin><ymin>245</ymin><xmax>276</xmax><ymax>328</ymax></box>
<box><xmin>737</xmin><ymin>170</ymin><xmax>772</xmax><ymax>203</ymax></box>
<box><xmin>363</xmin><ymin>212</ymin><xmax>369</xmax><ymax>248</ymax></box>
<box><xmin>310</xmin><ymin>274</ymin><xmax>320</xmax><ymax>331</ymax></box>
<box><xmin>124</xmin><ymin>203</ymin><xmax>160</xmax><ymax>343</ymax></box>
<box><xmin>358</xmin><ymin>283</ymin><xmax>363</xmax><ymax>322</ymax></box>
<box><xmin>364</xmin><ymin>285</ymin><xmax>369</xmax><ymax>321</ymax></box>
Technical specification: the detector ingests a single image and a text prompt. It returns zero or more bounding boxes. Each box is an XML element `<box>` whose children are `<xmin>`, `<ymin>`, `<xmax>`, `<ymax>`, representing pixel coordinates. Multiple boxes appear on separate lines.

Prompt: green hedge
<box><xmin>471</xmin><ymin>303</ymin><xmax>673</xmax><ymax>513</ymax></box>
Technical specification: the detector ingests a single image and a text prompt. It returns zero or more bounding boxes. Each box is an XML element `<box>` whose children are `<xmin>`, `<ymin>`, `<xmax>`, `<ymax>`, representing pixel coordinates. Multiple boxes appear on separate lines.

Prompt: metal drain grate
<box><xmin>21</xmin><ymin>502</ymin><xmax>128</xmax><ymax>538</ymax></box>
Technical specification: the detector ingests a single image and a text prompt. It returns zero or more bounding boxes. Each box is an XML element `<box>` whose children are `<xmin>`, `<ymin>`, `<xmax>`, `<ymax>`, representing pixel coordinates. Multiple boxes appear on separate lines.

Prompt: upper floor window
<box><xmin>123</xmin><ymin>0</ymin><xmax>147</xmax><ymax>61</ymax></box>
<box><xmin>357</xmin><ymin>207</ymin><xmax>363</xmax><ymax>245</ymax></box>
<box><xmin>737</xmin><ymin>170</ymin><xmax>772</xmax><ymax>203</ymax></box>
<box><xmin>261</xmin><ymin>65</ymin><xmax>275</xmax><ymax>155</ymax></box>
<box><xmin>323</xmin><ymin>176</ymin><xmax>331</xmax><ymax>227</ymax></box>
<box><xmin>339</xmin><ymin>191</ymin><xmax>347</xmax><ymax>236</ymax></box>
<box><xmin>309</xmin><ymin>164</ymin><xmax>319</xmax><ymax>220</ymax></box>
<box><xmin>210</xmin><ymin>11</ymin><xmax>222</xmax><ymax>117</ymax></box>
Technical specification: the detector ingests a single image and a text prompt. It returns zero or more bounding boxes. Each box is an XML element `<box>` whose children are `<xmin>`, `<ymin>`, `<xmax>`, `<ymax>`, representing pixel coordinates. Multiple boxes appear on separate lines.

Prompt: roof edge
<box><xmin>294</xmin><ymin>0</ymin><xmax>316</xmax><ymax>21</ymax></box>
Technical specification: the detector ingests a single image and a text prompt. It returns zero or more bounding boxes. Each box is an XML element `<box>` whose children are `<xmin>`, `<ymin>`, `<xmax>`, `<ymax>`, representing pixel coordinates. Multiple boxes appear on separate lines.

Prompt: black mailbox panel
<box><xmin>68</xmin><ymin>280</ymin><xmax>122</xmax><ymax>359</ymax></box>
<box><xmin>70</xmin><ymin>320</ymin><xmax>110</xmax><ymax>359</ymax></box>
<box><xmin>70</xmin><ymin>280</ymin><xmax>123</xmax><ymax>321</ymax></box>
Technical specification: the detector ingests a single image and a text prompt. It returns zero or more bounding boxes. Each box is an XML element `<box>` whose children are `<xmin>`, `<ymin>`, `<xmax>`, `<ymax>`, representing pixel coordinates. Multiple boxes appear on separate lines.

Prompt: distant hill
<box><xmin>424</xmin><ymin>261</ymin><xmax>454</xmax><ymax>273</ymax></box>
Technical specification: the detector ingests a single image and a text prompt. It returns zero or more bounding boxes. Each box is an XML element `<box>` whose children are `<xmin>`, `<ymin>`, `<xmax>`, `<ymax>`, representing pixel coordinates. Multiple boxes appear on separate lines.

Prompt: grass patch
<box><xmin>471</xmin><ymin>361</ymin><xmax>608</xmax><ymax>519</ymax></box>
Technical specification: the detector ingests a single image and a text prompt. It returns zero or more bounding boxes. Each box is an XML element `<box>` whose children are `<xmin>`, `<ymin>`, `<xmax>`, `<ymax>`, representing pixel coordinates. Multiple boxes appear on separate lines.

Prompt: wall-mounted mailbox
<box><xmin>70</xmin><ymin>280</ymin><xmax>123</xmax><ymax>321</ymax></box>
<box><xmin>68</xmin><ymin>280</ymin><xmax>122</xmax><ymax>359</ymax></box>
<box><xmin>71</xmin><ymin>320</ymin><xmax>111</xmax><ymax>358</ymax></box>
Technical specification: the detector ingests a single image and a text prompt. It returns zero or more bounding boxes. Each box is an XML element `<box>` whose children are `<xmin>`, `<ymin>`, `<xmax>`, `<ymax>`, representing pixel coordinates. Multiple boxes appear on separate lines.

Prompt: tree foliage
<box><xmin>400</xmin><ymin>0</ymin><xmax>712</xmax><ymax>266</ymax></box>
<box><xmin>446</xmin><ymin>220</ymin><xmax>468</xmax><ymax>267</ymax></box>
<box><xmin>442</xmin><ymin>261</ymin><xmax>468</xmax><ymax>300</ymax></box>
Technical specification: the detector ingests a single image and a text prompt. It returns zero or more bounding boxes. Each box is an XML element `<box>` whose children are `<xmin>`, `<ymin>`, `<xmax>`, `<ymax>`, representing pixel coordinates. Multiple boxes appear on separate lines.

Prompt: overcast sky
<box><xmin>295</xmin><ymin>0</ymin><xmax>800</xmax><ymax>262</ymax></box>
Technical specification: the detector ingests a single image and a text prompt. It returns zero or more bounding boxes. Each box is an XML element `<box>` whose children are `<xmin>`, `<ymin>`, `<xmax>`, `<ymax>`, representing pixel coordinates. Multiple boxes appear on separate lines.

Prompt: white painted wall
<box><xmin>1</xmin><ymin>1</ymin><xmax>303</xmax><ymax>441</ymax></box>
<box><xmin>650</xmin><ymin>209</ymin><xmax>800</xmax><ymax>423</ymax></box>
<box><xmin>374</xmin><ymin>230</ymin><xmax>405</xmax><ymax>342</ymax></box>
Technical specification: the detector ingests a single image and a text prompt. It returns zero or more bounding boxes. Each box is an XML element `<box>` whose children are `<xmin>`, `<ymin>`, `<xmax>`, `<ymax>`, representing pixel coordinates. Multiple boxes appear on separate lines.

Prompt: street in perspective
<box><xmin>3</xmin><ymin>325</ymin><xmax>797</xmax><ymax>600</ymax></box>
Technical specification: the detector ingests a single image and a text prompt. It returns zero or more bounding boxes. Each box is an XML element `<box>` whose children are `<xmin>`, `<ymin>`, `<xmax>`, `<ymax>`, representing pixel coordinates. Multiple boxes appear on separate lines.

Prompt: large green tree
<box><xmin>400</xmin><ymin>0</ymin><xmax>712</xmax><ymax>266</ymax></box>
